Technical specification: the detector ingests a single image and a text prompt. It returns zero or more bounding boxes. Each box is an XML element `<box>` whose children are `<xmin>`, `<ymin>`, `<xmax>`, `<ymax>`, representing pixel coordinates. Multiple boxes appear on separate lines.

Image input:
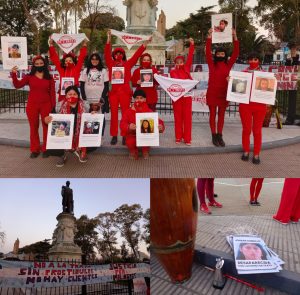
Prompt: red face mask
<box><xmin>66</xmin><ymin>96</ymin><xmax>78</xmax><ymax>104</ymax></box>
<box><xmin>134</xmin><ymin>101</ymin><xmax>146</xmax><ymax>111</ymax></box>
<box><xmin>176</xmin><ymin>64</ymin><xmax>185</xmax><ymax>70</ymax></box>
<box><xmin>66</xmin><ymin>62</ymin><xmax>74</xmax><ymax>68</ymax></box>
<box><xmin>249</xmin><ymin>60</ymin><xmax>260</xmax><ymax>69</ymax></box>
<box><xmin>115</xmin><ymin>55</ymin><xmax>123</xmax><ymax>62</ymax></box>
<box><xmin>141</xmin><ymin>61</ymin><xmax>151</xmax><ymax>68</ymax></box>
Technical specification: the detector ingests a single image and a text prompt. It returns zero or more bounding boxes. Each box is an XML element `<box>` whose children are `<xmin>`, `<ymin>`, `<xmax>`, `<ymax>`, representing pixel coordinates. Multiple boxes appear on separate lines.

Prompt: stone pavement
<box><xmin>151</xmin><ymin>179</ymin><xmax>300</xmax><ymax>295</ymax></box>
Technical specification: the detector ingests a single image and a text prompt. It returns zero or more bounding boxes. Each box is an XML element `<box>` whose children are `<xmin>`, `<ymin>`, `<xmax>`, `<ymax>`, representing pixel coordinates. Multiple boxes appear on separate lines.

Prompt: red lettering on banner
<box><xmin>57</xmin><ymin>35</ymin><xmax>76</xmax><ymax>49</ymax></box>
<box><xmin>167</xmin><ymin>84</ymin><xmax>185</xmax><ymax>97</ymax></box>
<box><xmin>291</xmin><ymin>73</ymin><xmax>298</xmax><ymax>81</ymax></box>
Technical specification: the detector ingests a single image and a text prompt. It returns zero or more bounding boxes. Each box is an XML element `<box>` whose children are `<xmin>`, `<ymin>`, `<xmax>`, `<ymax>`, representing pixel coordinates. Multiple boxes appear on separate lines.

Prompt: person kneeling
<box><xmin>120</xmin><ymin>89</ymin><xmax>165</xmax><ymax>160</ymax></box>
<box><xmin>45</xmin><ymin>86</ymin><xmax>88</xmax><ymax>167</ymax></box>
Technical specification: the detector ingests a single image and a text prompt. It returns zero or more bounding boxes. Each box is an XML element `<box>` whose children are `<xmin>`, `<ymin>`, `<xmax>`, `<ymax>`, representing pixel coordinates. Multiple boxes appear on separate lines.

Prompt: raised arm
<box><xmin>50</xmin><ymin>77</ymin><xmax>56</xmax><ymax>110</ymax></box>
<box><xmin>185</xmin><ymin>38</ymin><xmax>195</xmax><ymax>71</ymax></box>
<box><xmin>48</xmin><ymin>38</ymin><xmax>63</xmax><ymax>72</ymax></box>
<box><xmin>228</xmin><ymin>29</ymin><xmax>240</xmax><ymax>68</ymax></box>
<box><xmin>11</xmin><ymin>68</ymin><xmax>29</xmax><ymax>89</ymax></box>
<box><xmin>127</xmin><ymin>36</ymin><xmax>152</xmax><ymax>68</ymax></box>
<box><xmin>205</xmin><ymin>29</ymin><xmax>214</xmax><ymax>68</ymax></box>
<box><xmin>76</xmin><ymin>41</ymin><xmax>88</xmax><ymax>72</ymax></box>
<box><xmin>104</xmin><ymin>30</ymin><xmax>113</xmax><ymax>69</ymax></box>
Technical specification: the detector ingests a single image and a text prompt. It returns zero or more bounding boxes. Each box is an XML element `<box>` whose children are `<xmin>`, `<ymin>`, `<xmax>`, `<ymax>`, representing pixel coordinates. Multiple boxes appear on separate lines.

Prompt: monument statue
<box><xmin>61</xmin><ymin>181</ymin><xmax>74</xmax><ymax>214</ymax></box>
<box><xmin>13</xmin><ymin>238</ymin><xmax>19</xmax><ymax>254</ymax></box>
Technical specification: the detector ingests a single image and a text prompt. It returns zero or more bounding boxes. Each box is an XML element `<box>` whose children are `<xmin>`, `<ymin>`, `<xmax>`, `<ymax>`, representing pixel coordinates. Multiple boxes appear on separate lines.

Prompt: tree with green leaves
<box><xmin>114</xmin><ymin>204</ymin><xmax>143</xmax><ymax>261</ymax></box>
<box><xmin>74</xmin><ymin>215</ymin><xmax>99</xmax><ymax>260</ymax></box>
<box><xmin>18</xmin><ymin>239</ymin><xmax>51</xmax><ymax>259</ymax></box>
<box><xmin>254</xmin><ymin>0</ymin><xmax>300</xmax><ymax>44</ymax></box>
<box><xmin>120</xmin><ymin>241</ymin><xmax>129</xmax><ymax>261</ymax></box>
<box><xmin>142</xmin><ymin>208</ymin><xmax>150</xmax><ymax>251</ymax></box>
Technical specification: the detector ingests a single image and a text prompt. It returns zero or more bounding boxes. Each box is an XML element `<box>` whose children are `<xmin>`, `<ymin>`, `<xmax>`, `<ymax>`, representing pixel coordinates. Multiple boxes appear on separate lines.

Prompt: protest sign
<box><xmin>141</xmin><ymin>69</ymin><xmax>154</xmax><ymax>87</ymax></box>
<box><xmin>227</xmin><ymin>71</ymin><xmax>252</xmax><ymax>104</ymax></box>
<box><xmin>46</xmin><ymin>114</ymin><xmax>75</xmax><ymax>150</ymax></box>
<box><xmin>212</xmin><ymin>13</ymin><xmax>232</xmax><ymax>44</ymax></box>
<box><xmin>1</xmin><ymin>37</ymin><xmax>28</xmax><ymax>70</ymax></box>
<box><xmin>136</xmin><ymin>112</ymin><xmax>159</xmax><ymax>147</ymax></box>
<box><xmin>51</xmin><ymin>33</ymin><xmax>87</xmax><ymax>54</ymax></box>
<box><xmin>111</xmin><ymin>67</ymin><xmax>125</xmax><ymax>84</ymax></box>
<box><xmin>79</xmin><ymin>113</ymin><xmax>104</xmax><ymax>147</ymax></box>
<box><xmin>110</xmin><ymin>29</ymin><xmax>149</xmax><ymax>50</ymax></box>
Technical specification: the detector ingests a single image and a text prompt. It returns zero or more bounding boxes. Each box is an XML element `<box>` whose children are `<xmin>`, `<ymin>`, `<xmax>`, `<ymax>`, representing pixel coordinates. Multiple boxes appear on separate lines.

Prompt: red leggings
<box><xmin>197</xmin><ymin>178</ymin><xmax>215</xmax><ymax>205</ymax></box>
<box><xmin>250</xmin><ymin>178</ymin><xmax>264</xmax><ymax>201</ymax></box>
<box><xmin>26</xmin><ymin>102</ymin><xmax>52</xmax><ymax>153</ymax></box>
<box><xmin>109</xmin><ymin>90</ymin><xmax>131</xmax><ymax>136</ymax></box>
<box><xmin>274</xmin><ymin>179</ymin><xmax>300</xmax><ymax>222</ymax></box>
<box><xmin>239</xmin><ymin>103</ymin><xmax>267</xmax><ymax>156</ymax></box>
<box><xmin>172</xmin><ymin>97</ymin><xmax>192</xmax><ymax>142</ymax></box>
<box><xmin>126</xmin><ymin>135</ymin><xmax>150</xmax><ymax>155</ymax></box>
<box><xmin>209</xmin><ymin>105</ymin><xmax>226</xmax><ymax>134</ymax></box>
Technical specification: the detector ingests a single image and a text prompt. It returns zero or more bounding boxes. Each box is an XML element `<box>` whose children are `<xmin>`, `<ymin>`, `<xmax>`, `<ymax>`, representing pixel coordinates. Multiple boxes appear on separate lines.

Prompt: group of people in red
<box><xmin>11</xmin><ymin>27</ymin><xmax>272</xmax><ymax>166</ymax></box>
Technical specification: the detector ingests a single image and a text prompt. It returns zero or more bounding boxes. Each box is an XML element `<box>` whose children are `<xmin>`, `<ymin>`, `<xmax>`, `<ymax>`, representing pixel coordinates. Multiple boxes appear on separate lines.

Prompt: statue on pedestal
<box><xmin>61</xmin><ymin>181</ymin><xmax>74</xmax><ymax>214</ymax></box>
<box><xmin>13</xmin><ymin>238</ymin><xmax>19</xmax><ymax>254</ymax></box>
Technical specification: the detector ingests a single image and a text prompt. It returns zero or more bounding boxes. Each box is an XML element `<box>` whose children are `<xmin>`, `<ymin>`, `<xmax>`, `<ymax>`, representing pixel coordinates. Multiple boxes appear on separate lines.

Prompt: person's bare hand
<box><xmin>107</xmin><ymin>29</ymin><xmax>111</xmax><ymax>43</ymax></box>
<box><xmin>158</xmin><ymin>124</ymin><xmax>163</xmax><ymax>132</ymax></box>
<box><xmin>189</xmin><ymin>38</ymin><xmax>194</xmax><ymax>46</ymax></box>
<box><xmin>208</xmin><ymin>28</ymin><xmax>213</xmax><ymax>38</ymax></box>
<box><xmin>137</xmin><ymin>80</ymin><xmax>141</xmax><ymax>85</ymax></box>
<box><xmin>48</xmin><ymin>37</ymin><xmax>54</xmax><ymax>46</ymax></box>
<box><xmin>232</xmin><ymin>29</ymin><xmax>238</xmax><ymax>40</ymax></box>
<box><xmin>11</xmin><ymin>66</ymin><xmax>18</xmax><ymax>73</ymax></box>
<box><xmin>144</xmin><ymin>35</ymin><xmax>153</xmax><ymax>46</ymax></box>
<box><xmin>129</xmin><ymin>123</ymin><xmax>136</xmax><ymax>131</ymax></box>
<box><xmin>44</xmin><ymin>116</ymin><xmax>53</xmax><ymax>124</ymax></box>
<box><xmin>82</xmin><ymin>39</ymin><xmax>88</xmax><ymax>47</ymax></box>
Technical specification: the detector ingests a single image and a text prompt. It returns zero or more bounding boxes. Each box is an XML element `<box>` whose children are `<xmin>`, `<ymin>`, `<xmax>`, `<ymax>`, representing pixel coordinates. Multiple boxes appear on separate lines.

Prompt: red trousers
<box><xmin>239</xmin><ymin>103</ymin><xmax>267</xmax><ymax>155</ymax></box>
<box><xmin>274</xmin><ymin>179</ymin><xmax>300</xmax><ymax>222</ymax></box>
<box><xmin>172</xmin><ymin>96</ymin><xmax>192</xmax><ymax>142</ymax></box>
<box><xmin>126</xmin><ymin>134</ymin><xmax>150</xmax><ymax>154</ymax></box>
<box><xmin>109</xmin><ymin>89</ymin><xmax>131</xmax><ymax>136</ymax></box>
<box><xmin>209</xmin><ymin>105</ymin><xmax>226</xmax><ymax>134</ymax></box>
<box><xmin>250</xmin><ymin>178</ymin><xmax>264</xmax><ymax>201</ymax></box>
<box><xmin>26</xmin><ymin>101</ymin><xmax>52</xmax><ymax>153</ymax></box>
<box><xmin>197</xmin><ymin>178</ymin><xmax>215</xmax><ymax>205</ymax></box>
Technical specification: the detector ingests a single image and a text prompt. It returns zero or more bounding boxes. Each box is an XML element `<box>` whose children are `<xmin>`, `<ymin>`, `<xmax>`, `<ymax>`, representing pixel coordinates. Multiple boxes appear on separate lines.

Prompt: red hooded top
<box><xmin>49</xmin><ymin>45</ymin><xmax>87</xmax><ymax>101</ymax></box>
<box><xmin>170</xmin><ymin>44</ymin><xmax>194</xmax><ymax>81</ymax></box>
<box><xmin>11</xmin><ymin>72</ymin><xmax>56</xmax><ymax>109</ymax></box>
<box><xmin>120</xmin><ymin>103</ymin><xmax>165</xmax><ymax>137</ymax></box>
<box><xmin>105</xmin><ymin>42</ymin><xmax>146</xmax><ymax>94</ymax></box>
<box><xmin>206</xmin><ymin>38</ymin><xmax>239</xmax><ymax>107</ymax></box>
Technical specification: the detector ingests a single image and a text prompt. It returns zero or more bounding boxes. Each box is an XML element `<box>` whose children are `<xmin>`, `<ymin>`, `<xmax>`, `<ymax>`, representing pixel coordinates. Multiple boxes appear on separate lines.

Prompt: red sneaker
<box><xmin>208</xmin><ymin>201</ymin><xmax>223</xmax><ymax>208</ymax></box>
<box><xmin>200</xmin><ymin>203</ymin><xmax>211</xmax><ymax>214</ymax></box>
<box><xmin>273</xmin><ymin>215</ymin><xmax>289</xmax><ymax>225</ymax></box>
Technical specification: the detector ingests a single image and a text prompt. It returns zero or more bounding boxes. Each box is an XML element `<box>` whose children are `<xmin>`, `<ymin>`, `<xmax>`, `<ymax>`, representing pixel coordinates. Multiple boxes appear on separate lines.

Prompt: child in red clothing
<box><xmin>170</xmin><ymin>38</ymin><xmax>195</xmax><ymax>145</ymax></box>
<box><xmin>11</xmin><ymin>56</ymin><xmax>56</xmax><ymax>158</ymax></box>
<box><xmin>131</xmin><ymin>53</ymin><xmax>159</xmax><ymax>111</ymax></box>
<box><xmin>239</xmin><ymin>52</ymin><xmax>267</xmax><ymax>164</ymax></box>
<box><xmin>206</xmin><ymin>29</ymin><xmax>239</xmax><ymax>147</ymax></box>
<box><xmin>105</xmin><ymin>29</ymin><xmax>152</xmax><ymax>146</ymax></box>
<box><xmin>120</xmin><ymin>89</ymin><xmax>165</xmax><ymax>160</ymax></box>
<box><xmin>48</xmin><ymin>38</ymin><xmax>88</xmax><ymax>102</ymax></box>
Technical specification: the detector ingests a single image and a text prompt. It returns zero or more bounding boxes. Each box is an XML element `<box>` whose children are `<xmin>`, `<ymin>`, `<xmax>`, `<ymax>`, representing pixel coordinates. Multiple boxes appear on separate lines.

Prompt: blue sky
<box><xmin>0</xmin><ymin>179</ymin><xmax>149</xmax><ymax>254</ymax></box>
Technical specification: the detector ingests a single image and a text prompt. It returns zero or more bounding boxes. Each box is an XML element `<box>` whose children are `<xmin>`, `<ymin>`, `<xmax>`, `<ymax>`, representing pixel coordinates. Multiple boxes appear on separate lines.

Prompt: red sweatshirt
<box><xmin>49</xmin><ymin>45</ymin><xmax>87</xmax><ymax>100</ymax></box>
<box><xmin>131</xmin><ymin>66</ymin><xmax>159</xmax><ymax>104</ymax></box>
<box><xmin>104</xmin><ymin>43</ymin><xmax>146</xmax><ymax>93</ymax></box>
<box><xmin>11</xmin><ymin>73</ymin><xmax>56</xmax><ymax>108</ymax></box>
<box><xmin>206</xmin><ymin>38</ymin><xmax>239</xmax><ymax>106</ymax></box>
<box><xmin>120</xmin><ymin>104</ymin><xmax>165</xmax><ymax>137</ymax></box>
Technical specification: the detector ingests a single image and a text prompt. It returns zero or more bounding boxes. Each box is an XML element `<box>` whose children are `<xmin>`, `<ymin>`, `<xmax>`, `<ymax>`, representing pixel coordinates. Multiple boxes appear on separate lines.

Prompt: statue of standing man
<box><xmin>61</xmin><ymin>181</ymin><xmax>74</xmax><ymax>214</ymax></box>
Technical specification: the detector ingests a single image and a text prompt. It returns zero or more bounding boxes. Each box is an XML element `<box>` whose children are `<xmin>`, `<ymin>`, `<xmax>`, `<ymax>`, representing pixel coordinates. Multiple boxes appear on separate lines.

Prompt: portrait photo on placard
<box><xmin>232</xmin><ymin>79</ymin><xmax>247</xmax><ymax>94</ymax></box>
<box><xmin>83</xmin><ymin>121</ymin><xmax>100</xmax><ymax>135</ymax></box>
<box><xmin>8</xmin><ymin>43</ymin><xmax>21</xmax><ymax>59</ymax></box>
<box><xmin>140</xmin><ymin>118</ymin><xmax>154</xmax><ymax>134</ymax></box>
<box><xmin>51</xmin><ymin>121</ymin><xmax>71</xmax><ymax>137</ymax></box>
<box><xmin>141</xmin><ymin>72</ymin><xmax>153</xmax><ymax>83</ymax></box>
<box><xmin>255</xmin><ymin>77</ymin><xmax>276</xmax><ymax>92</ymax></box>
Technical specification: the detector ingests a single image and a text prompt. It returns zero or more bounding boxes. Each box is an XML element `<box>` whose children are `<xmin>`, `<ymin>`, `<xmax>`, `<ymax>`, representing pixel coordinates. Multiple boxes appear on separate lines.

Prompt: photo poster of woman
<box><xmin>233</xmin><ymin>236</ymin><xmax>281</xmax><ymax>274</ymax></box>
<box><xmin>111</xmin><ymin>67</ymin><xmax>125</xmax><ymax>84</ymax></box>
<box><xmin>136</xmin><ymin>112</ymin><xmax>159</xmax><ymax>147</ymax></box>
<box><xmin>60</xmin><ymin>77</ymin><xmax>75</xmax><ymax>95</ymax></box>
<box><xmin>211</xmin><ymin>13</ymin><xmax>232</xmax><ymax>44</ymax></box>
<box><xmin>226</xmin><ymin>71</ymin><xmax>252</xmax><ymax>104</ymax></box>
<box><xmin>1</xmin><ymin>36</ymin><xmax>28</xmax><ymax>70</ymax></box>
<box><xmin>78</xmin><ymin>113</ymin><xmax>104</xmax><ymax>147</ymax></box>
<box><xmin>46</xmin><ymin>114</ymin><xmax>75</xmax><ymax>150</ymax></box>
<box><xmin>140</xmin><ymin>69</ymin><xmax>154</xmax><ymax>87</ymax></box>
<box><xmin>250</xmin><ymin>71</ymin><xmax>277</xmax><ymax>105</ymax></box>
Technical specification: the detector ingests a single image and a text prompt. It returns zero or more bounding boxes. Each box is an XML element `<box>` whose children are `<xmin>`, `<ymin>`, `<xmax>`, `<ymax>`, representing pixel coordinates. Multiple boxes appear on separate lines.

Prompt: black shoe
<box><xmin>42</xmin><ymin>151</ymin><xmax>49</xmax><ymax>158</ymax></box>
<box><xmin>255</xmin><ymin>200</ymin><xmax>261</xmax><ymax>206</ymax></box>
<box><xmin>252</xmin><ymin>156</ymin><xmax>260</xmax><ymax>165</ymax></box>
<box><xmin>122</xmin><ymin>136</ymin><xmax>126</xmax><ymax>145</ymax></box>
<box><xmin>241</xmin><ymin>153</ymin><xmax>249</xmax><ymax>161</ymax></box>
<box><xmin>30</xmin><ymin>152</ymin><xmax>39</xmax><ymax>158</ymax></box>
<box><xmin>217</xmin><ymin>133</ymin><xmax>225</xmax><ymax>147</ymax></box>
<box><xmin>110</xmin><ymin>136</ymin><xmax>118</xmax><ymax>145</ymax></box>
<box><xmin>249</xmin><ymin>200</ymin><xmax>256</xmax><ymax>206</ymax></box>
<box><xmin>212</xmin><ymin>134</ymin><xmax>219</xmax><ymax>147</ymax></box>
<box><xmin>214</xmin><ymin>194</ymin><xmax>218</xmax><ymax>198</ymax></box>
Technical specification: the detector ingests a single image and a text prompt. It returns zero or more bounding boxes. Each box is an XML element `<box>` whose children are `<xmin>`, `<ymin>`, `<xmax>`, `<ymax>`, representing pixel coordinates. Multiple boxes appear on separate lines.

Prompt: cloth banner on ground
<box><xmin>110</xmin><ymin>29</ymin><xmax>149</xmax><ymax>50</ymax></box>
<box><xmin>51</xmin><ymin>33</ymin><xmax>87</xmax><ymax>54</ymax></box>
<box><xmin>0</xmin><ymin>261</ymin><xmax>150</xmax><ymax>288</ymax></box>
<box><xmin>154</xmin><ymin>74</ymin><xmax>199</xmax><ymax>102</ymax></box>
<box><xmin>1</xmin><ymin>37</ymin><xmax>28</xmax><ymax>70</ymax></box>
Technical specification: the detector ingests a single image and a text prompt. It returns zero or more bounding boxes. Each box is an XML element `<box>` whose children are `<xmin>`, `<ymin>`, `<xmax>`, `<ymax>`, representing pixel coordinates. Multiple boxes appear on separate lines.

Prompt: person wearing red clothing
<box><xmin>131</xmin><ymin>53</ymin><xmax>159</xmax><ymax>111</ymax></box>
<box><xmin>120</xmin><ymin>89</ymin><xmax>165</xmax><ymax>160</ymax></box>
<box><xmin>48</xmin><ymin>37</ymin><xmax>88</xmax><ymax>102</ymax></box>
<box><xmin>105</xmin><ymin>29</ymin><xmax>152</xmax><ymax>145</ymax></box>
<box><xmin>197</xmin><ymin>178</ymin><xmax>222</xmax><ymax>215</ymax></box>
<box><xmin>206</xmin><ymin>29</ymin><xmax>239</xmax><ymax>147</ymax></box>
<box><xmin>169</xmin><ymin>38</ymin><xmax>195</xmax><ymax>145</ymax></box>
<box><xmin>273</xmin><ymin>178</ymin><xmax>300</xmax><ymax>225</ymax></box>
<box><xmin>249</xmin><ymin>178</ymin><xmax>264</xmax><ymax>206</ymax></box>
<box><xmin>11</xmin><ymin>56</ymin><xmax>56</xmax><ymax>158</ymax></box>
<box><xmin>239</xmin><ymin>52</ymin><xmax>267</xmax><ymax>164</ymax></box>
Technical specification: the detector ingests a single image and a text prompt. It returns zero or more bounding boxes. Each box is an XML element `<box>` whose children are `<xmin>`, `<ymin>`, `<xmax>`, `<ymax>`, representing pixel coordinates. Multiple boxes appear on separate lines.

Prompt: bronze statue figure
<box><xmin>61</xmin><ymin>181</ymin><xmax>74</xmax><ymax>214</ymax></box>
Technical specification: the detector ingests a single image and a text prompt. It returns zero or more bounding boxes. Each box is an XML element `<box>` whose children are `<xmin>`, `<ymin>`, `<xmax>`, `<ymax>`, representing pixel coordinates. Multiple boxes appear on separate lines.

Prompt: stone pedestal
<box><xmin>48</xmin><ymin>213</ymin><xmax>82</xmax><ymax>262</ymax></box>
